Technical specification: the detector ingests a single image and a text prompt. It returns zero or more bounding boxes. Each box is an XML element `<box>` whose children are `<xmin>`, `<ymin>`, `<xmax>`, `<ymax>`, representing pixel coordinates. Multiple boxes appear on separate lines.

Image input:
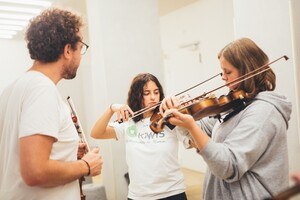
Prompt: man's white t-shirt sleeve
<box><xmin>19</xmin><ymin>85</ymin><xmax>60</xmax><ymax>140</ymax></box>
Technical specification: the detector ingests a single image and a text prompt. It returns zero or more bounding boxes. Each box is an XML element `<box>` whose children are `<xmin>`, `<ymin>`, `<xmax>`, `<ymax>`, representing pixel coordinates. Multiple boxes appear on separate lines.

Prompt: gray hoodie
<box><xmin>197</xmin><ymin>91</ymin><xmax>292</xmax><ymax>200</ymax></box>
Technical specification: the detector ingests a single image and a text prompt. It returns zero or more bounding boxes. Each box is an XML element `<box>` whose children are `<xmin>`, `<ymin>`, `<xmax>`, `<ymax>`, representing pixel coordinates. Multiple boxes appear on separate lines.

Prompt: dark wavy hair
<box><xmin>127</xmin><ymin>73</ymin><xmax>165</xmax><ymax>122</ymax></box>
<box><xmin>218</xmin><ymin>38</ymin><xmax>276</xmax><ymax>97</ymax></box>
<box><xmin>25</xmin><ymin>8</ymin><xmax>83</xmax><ymax>63</ymax></box>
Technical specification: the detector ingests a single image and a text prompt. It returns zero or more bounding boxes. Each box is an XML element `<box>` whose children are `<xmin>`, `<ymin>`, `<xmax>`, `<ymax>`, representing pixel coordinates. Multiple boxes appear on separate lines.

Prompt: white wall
<box><xmin>289</xmin><ymin>0</ymin><xmax>300</xmax><ymax>145</ymax></box>
<box><xmin>160</xmin><ymin>0</ymin><xmax>234</xmax><ymax>172</ymax></box>
<box><xmin>233</xmin><ymin>0</ymin><xmax>300</xmax><ymax>177</ymax></box>
<box><xmin>85</xmin><ymin>0</ymin><xmax>163</xmax><ymax>199</ymax></box>
<box><xmin>0</xmin><ymin>39</ymin><xmax>32</xmax><ymax>93</ymax></box>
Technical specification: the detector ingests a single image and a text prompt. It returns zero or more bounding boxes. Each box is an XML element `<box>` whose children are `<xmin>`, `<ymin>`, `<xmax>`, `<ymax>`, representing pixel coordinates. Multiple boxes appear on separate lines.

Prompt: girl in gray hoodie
<box><xmin>160</xmin><ymin>38</ymin><xmax>292</xmax><ymax>200</ymax></box>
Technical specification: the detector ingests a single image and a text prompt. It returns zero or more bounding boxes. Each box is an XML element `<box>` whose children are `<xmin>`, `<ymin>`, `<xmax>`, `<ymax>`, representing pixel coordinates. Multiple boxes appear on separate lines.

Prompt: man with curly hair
<box><xmin>0</xmin><ymin>8</ymin><xmax>103</xmax><ymax>200</ymax></box>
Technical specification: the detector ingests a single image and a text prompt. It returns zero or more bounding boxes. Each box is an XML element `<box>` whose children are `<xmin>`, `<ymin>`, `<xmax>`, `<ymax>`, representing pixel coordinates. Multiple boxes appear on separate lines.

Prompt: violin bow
<box><xmin>67</xmin><ymin>96</ymin><xmax>90</xmax><ymax>151</ymax></box>
<box><xmin>179</xmin><ymin>55</ymin><xmax>289</xmax><ymax>107</ymax></box>
<box><xmin>119</xmin><ymin>72</ymin><xmax>222</xmax><ymax>121</ymax></box>
<box><xmin>66</xmin><ymin>96</ymin><xmax>90</xmax><ymax>200</ymax></box>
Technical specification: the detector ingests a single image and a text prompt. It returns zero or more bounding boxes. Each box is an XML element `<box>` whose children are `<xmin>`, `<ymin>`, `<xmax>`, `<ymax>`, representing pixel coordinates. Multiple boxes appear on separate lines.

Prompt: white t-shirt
<box><xmin>112</xmin><ymin>117</ymin><xmax>190</xmax><ymax>200</ymax></box>
<box><xmin>0</xmin><ymin>71</ymin><xmax>80</xmax><ymax>200</ymax></box>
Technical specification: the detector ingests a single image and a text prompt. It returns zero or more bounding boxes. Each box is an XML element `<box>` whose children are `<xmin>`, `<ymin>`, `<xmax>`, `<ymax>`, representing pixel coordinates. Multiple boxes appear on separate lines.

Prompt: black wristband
<box><xmin>81</xmin><ymin>159</ymin><xmax>90</xmax><ymax>176</ymax></box>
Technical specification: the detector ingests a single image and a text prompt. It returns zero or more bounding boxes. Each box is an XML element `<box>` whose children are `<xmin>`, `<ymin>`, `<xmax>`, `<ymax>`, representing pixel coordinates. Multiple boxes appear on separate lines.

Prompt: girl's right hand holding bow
<box><xmin>110</xmin><ymin>103</ymin><xmax>134</xmax><ymax>122</ymax></box>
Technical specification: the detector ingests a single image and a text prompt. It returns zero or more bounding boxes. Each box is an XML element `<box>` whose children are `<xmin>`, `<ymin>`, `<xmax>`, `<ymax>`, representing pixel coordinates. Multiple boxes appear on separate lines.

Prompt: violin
<box><xmin>67</xmin><ymin>96</ymin><xmax>90</xmax><ymax>200</ymax></box>
<box><xmin>149</xmin><ymin>55</ymin><xmax>289</xmax><ymax>133</ymax></box>
<box><xmin>150</xmin><ymin>89</ymin><xmax>249</xmax><ymax>133</ymax></box>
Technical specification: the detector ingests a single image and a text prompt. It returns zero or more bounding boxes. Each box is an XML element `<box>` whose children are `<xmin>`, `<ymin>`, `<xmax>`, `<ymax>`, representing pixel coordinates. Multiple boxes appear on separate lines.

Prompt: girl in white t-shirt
<box><xmin>91</xmin><ymin>73</ymin><xmax>191</xmax><ymax>200</ymax></box>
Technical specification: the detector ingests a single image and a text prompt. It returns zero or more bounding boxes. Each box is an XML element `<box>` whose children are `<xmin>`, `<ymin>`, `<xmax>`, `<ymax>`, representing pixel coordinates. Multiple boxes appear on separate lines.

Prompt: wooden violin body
<box><xmin>150</xmin><ymin>90</ymin><xmax>248</xmax><ymax>133</ymax></box>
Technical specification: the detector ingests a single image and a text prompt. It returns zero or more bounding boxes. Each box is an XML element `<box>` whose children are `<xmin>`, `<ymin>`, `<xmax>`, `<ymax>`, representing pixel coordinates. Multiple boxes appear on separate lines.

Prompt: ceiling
<box><xmin>0</xmin><ymin>0</ymin><xmax>199</xmax><ymax>40</ymax></box>
<box><xmin>0</xmin><ymin>0</ymin><xmax>55</xmax><ymax>39</ymax></box>
<box><xmin>0</xmin><ymin>0</ymin><xmax>88</xmax><ymax>40</ymax></box>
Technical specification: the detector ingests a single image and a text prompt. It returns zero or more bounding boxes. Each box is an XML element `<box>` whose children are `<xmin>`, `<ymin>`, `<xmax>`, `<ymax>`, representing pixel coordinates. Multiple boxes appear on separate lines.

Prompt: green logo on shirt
<box><xmin>126</xmin><ymin>125</ymin><xmax>137</xmax><ymax>137</ymax></box>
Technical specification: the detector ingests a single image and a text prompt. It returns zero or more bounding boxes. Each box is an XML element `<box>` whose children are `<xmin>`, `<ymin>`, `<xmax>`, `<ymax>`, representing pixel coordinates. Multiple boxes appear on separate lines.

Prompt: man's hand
<box><xmin>81</xmin><ymin>147</ymin><xmax>103</xmax><ymax>176</ymax></box>
<box><xmin>77</xmin><ymin>142</ymin><xmax>87</xmax><ymax>159</ymax></box>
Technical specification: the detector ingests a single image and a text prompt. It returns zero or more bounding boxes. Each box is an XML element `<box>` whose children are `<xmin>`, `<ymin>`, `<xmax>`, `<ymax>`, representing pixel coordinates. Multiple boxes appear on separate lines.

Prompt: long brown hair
<box><xmin>218</xmin><ymin>38</ymin><xmax>276</xmax><ymax>97</ymax></box>
<box><xmin>127</xmin><ymin>73</ymin><xmax>164</xmax><ymax>122</ymax></box>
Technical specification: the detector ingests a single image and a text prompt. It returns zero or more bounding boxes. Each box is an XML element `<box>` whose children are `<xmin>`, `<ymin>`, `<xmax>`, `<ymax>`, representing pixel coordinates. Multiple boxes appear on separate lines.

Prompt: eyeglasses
<box><xmin>79</xmin><ymin>41</ymin><xmax>89</xmax><ymax>55</ymax></box>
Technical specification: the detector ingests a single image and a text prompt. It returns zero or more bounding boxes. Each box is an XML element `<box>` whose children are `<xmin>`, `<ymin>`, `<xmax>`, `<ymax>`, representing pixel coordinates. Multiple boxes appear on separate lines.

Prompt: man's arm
<box><xmin>19</xmin><ymin>134</ymin><xmax>101</xmax><ymax>187</ymax></box>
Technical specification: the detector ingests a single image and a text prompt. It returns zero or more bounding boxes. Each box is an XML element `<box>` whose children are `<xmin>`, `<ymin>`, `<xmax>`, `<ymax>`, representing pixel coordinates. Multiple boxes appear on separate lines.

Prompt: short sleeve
<box><xmin>19</xmin><ymin>85</ymin><xmax>60</xmax><ymax>140</ymax></box>
<box><xmin>109</xmin><ymin>121</ymin><xmax>127</xmax><ymax>140</ymax></box>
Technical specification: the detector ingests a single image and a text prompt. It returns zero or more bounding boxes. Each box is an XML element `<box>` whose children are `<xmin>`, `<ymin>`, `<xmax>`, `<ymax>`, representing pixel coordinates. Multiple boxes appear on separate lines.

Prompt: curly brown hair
<box><xmin>127</xmin><ymin>73</ymin><xmax>165</xmax><ymax>123</ymax></box>
<box><xmin>25</xmin><ymin>8</ymin><xmax>83</xmax><ymax>63</ymax></box>
<box><xmin>218</xmin><ymin>38</ymin><xmax>276</xmax><ymax>97</ymax></box>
